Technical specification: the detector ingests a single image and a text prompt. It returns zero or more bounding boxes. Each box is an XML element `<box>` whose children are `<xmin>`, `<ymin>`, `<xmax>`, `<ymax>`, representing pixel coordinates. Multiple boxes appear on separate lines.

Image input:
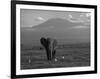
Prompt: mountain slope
<box><xmin>21</xmin><ymin>18</ymin><xmax>90</xmax><ymax>45</ymax></box>
<box><xmin>32</xmin><ymin>18</ymin><xmax>88</xmax><ymax>30</ymax></box>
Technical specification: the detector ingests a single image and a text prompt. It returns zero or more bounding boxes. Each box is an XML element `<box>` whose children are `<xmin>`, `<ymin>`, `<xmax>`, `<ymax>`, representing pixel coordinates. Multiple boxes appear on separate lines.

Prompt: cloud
<box><xmin>79</xmin><ymin>13</ymin><xmax>91</xmax><ymax>18</ymax></box>
<box><xmin>22</xmin><ymin>27</ymin><xmax>37</xmax><ymax>31</ymax></box>
<box><xmin>25</xmin><ymin>29</ymin><xmax>37</xmax><ymax>31</ymax></box>
<box><xmin>86</xmin><ymin>13</ymin><xmax>91</xmax><ymax>17</ymax></box>
<box><xmin>72</xmin><ymin>26</ymin><xmax>89</xmax><ymax>29</ymax></box>
<box><xmin>68</xmin><ymin>19</ymin><xmax>84</xmax><ymax>23</ymax></box>
<box><xmin>67</xmin><ymin>13</ymin><xmax>91</xmax><ymax>24</ymax></box>
<box><xmin>68</xmin><ymin>14</ymin><xmax>73</xmax><ymax>18</ymax></box>
<box><xmin>34</xmin><ymin>17</ymin><xmax>45</xmax><ymax>21</ymax></box>
<box><xmin>67</xmin><ymin>14</ymin><xmax>85</xmax><ymax>23</ymax></box>
<box><xmin>80</xmin><ymin>14</ymin><xmax>84</xmax><ymax>17</ymax></box>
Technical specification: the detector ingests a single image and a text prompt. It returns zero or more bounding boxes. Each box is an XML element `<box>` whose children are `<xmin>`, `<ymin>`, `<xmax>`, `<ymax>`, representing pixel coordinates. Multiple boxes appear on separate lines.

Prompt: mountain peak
<box><xmin>32</xmin><ymin>18</ymin><xmax>85</xmax><ymax>29</ymax></box>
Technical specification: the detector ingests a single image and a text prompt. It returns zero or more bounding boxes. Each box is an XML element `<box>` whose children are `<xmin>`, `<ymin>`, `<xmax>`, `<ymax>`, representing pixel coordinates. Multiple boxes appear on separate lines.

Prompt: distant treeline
<box><xmin>21</xmin><ymin>43</ymin><xmax>90</xmax><ymax>50</ymax></box>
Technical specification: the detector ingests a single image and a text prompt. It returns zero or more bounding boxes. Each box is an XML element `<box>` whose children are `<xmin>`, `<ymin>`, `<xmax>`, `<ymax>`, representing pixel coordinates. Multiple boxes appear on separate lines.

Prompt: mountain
<box><xmin>21</xmin><ymin>18</ymin><xmax>90</xmax><ymax>45</ymax></box>
<box><xmin>32</xmin><ymin>18</ymin><xmax>88</xmax><ymax>31</ymax></box>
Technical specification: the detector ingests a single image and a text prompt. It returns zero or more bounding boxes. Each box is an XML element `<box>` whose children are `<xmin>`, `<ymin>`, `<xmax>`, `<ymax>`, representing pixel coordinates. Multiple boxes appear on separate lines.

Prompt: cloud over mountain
<box><xmin>32</xmin><ymin>18</ymin><xmax>89</xmax><ymax>31</ymax></box>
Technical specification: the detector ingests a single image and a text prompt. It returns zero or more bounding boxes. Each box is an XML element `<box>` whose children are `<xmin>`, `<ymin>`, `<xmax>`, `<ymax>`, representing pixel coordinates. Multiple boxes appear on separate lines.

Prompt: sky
<box><xmin>20</xmin><ymin>9</ymin><xmax>91</xmax><ymax>28</ymax></box>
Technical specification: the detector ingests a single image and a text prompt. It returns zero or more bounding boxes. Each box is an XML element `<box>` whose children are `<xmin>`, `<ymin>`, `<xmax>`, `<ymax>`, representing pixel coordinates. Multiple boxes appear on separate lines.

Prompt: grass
<box><xmin>21</xmin><ymin>43</ymin><xmax>90</xmax><ymax>70</ymax></box>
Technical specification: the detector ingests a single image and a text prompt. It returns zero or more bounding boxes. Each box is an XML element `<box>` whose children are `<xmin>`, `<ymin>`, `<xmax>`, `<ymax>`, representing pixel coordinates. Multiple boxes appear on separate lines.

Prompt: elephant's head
<box><xmin>47</xmin><ymin>38</ymin><xmax>57</xmax><ymax>50</ymax></box>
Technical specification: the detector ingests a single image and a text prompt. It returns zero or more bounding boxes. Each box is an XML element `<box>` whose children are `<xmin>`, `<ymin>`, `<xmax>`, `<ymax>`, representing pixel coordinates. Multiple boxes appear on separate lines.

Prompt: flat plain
<box><xmin>21</xmin><ymin>43</ymin><xmax>90</xmax><ymax>70</ymax></box>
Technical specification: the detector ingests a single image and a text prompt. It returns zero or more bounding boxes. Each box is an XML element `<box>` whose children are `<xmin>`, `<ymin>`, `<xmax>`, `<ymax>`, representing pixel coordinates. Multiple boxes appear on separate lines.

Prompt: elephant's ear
<box><xmin>40</xmin><ymin>37</ymin><xmax>47</xmax><ymax>48</ymax></box>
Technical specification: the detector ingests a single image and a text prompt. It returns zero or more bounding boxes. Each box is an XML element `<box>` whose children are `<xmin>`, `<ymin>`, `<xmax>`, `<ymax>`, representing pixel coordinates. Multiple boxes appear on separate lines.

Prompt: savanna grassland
<box><xmin>21</xmin><ymin>43</ymin><xmax>90</xmax><ymax>70</ymax></box>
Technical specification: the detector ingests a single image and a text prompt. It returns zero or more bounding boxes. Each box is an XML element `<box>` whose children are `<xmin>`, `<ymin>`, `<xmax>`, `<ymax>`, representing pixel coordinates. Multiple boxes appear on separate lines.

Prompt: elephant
<box><xmin>47</xmin><ymin>38</ymin><xmax>57</xmax><ymax>60</ymax></box>
<box><xmin>40</xmin><ymin>37</ymin><xmax>57</xmax><ymax>61</ymax></box>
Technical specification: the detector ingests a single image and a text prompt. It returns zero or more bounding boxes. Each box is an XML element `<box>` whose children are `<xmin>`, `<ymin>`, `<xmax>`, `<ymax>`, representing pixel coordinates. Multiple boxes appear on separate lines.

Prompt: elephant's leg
<box><xmin>48</xmin><ymin>49</ymin><xmax>52</xmax><ymax>60</ymax></box>
<box><xmin>46</xmin><ymin>49</ymin><xmax>50</xmax><ymax>60</ymax></box>
<box><xmin>52</xmin><ymin>39</ymin><xmax>57</xmax><ymax>60</ymax></box>
<box><xmin>52</xmin><ymin>50</ymin><xmax>56</xmax><ymax>59</ymax></box>
<box><xmin>46</xmin><ymin>48</ymin><xmax>53</xmax><ymax>61</ymax></box>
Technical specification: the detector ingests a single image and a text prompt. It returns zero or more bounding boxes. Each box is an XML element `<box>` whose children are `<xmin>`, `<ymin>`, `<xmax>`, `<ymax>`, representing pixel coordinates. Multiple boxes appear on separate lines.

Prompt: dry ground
<box><xmin>21</xmin><ymin>43</ymin><xmax>90</xmax><ymax>70</ymax></box>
